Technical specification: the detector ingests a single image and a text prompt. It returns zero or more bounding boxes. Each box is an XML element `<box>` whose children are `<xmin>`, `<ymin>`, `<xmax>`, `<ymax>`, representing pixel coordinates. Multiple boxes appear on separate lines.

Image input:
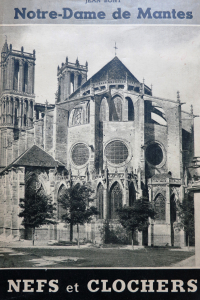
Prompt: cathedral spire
<box><xmin>177</xmin><ymin>90</ymin><xmax>180</xmax><ymax>103</ymax></box>
<box><xmin>2</xmin><ymin>37</ymin><xmax>8</xmax><ymax>53</ymax></box>
<box><xmin>114</xmin><ymin>42</ymin><xmax>118</xmax><ymax>56</ymax></box>
<box><xmin>191</xmin><ymin>104</ymin><xmax>194</xmax><ymax>115</ymax></box>
<box><xmin>76</xmin><ymin>57</ymin><xmax>79</xmax><ymax>66</ymax></box>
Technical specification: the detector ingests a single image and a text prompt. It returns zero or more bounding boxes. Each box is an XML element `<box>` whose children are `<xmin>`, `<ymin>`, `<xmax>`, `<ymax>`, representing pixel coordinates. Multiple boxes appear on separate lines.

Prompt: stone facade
<box><xmin>0</xmin><ymin>40</ymin><xmax>195</xmax><ymax>246</ymax></box>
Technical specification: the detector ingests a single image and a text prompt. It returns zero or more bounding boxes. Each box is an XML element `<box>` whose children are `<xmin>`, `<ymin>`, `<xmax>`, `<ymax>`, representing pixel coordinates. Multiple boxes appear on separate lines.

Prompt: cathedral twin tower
<box><xmin>0</xmin><ymin>40</ymin><xmax>35</xmax><ymax>127</ymax></box>
<box><xmin>0</xmin><ymin>40</ymin><xmax>35</xmax><ymax>168</ymax></box>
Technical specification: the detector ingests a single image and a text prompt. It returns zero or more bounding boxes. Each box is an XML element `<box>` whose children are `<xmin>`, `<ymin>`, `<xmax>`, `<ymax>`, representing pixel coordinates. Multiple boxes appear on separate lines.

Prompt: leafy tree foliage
<box><xmin>58</xmin><ymin>183</ymin><xmax>98</xmax><ymax>247</ymax></box>
<box><xmin>99</xmin><ymin>221</ymin><xmax>129</xmax><ymax>245</ymax></box>
<box><xmin>117</xmin><ymin>198</ymin><xmax>156</xmax><ymax>248</ymax></box>
<box><xmin>176</xmin><ymin>193</ymin><xmax>195</xmax><ymax>246</ymax></box>
<box><xmin>19</xmin><ymin>174</ymin><xmax>56</xmax><ymax>246</ymax></box>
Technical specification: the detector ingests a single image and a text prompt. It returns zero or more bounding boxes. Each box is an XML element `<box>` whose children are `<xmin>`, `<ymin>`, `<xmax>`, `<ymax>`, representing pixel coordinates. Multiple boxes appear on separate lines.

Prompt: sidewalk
<box><xmin>171</xmin><ymin>255</ymin><xmax>195</xmax><ymax>267</ymax></box>
<box><xmin>0</xmin><ymin>239</ymin><xmax>92</xmax><ymax>249</ymax></box>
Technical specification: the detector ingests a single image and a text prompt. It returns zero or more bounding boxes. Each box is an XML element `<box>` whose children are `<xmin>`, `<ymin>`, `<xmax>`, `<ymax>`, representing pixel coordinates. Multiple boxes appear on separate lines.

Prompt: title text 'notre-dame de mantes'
<box><xmin>0</xmin><ymin>40</ymin><xmax>194</xmax><ymax>246</ymax></box>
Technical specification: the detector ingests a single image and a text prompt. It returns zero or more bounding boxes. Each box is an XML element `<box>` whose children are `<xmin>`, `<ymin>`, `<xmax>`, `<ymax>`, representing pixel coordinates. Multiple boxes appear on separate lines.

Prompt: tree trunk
<box><xmin>32</xmin><ymin>227</ymin><xmax>35</xmax><ymax>246</ymax></box>
<box><xmin>70</xmin><ymin>223</ymin><xmax>73</xmax><ymax>242</ymax></box>
<box><xmin>132</xmin><ymin>230</ymin><xmax>134</xmax><ymax>250</ymax></box>
<box><xmin>77</xmin><ymin>224</ymin><xmax>80</xmax><ymax>248</ymax></box>
<box><xmin>188</xmin><ymin>235</ymin><xmax>190</xmax><ymax>251</ymax></box>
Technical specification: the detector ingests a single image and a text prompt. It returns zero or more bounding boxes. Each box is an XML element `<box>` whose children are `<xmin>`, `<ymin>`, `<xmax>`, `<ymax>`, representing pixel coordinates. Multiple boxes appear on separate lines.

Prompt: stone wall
<box><xmin>0</xmin><ymin>167</ymin><xmax>25</xmax><ymax>238</ymax></box>
<box><xmin>54</xmin><ymin>107</ymin><xmax>69</xmax><ymax>165</ymax></box>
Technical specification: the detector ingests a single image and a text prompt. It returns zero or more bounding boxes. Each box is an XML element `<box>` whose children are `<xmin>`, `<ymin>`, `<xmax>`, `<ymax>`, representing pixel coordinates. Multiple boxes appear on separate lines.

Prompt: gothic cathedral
<box><xmin>0</xmin><ymin>40</ymin><xmax>194</xmax><ymax>246</ymax></box>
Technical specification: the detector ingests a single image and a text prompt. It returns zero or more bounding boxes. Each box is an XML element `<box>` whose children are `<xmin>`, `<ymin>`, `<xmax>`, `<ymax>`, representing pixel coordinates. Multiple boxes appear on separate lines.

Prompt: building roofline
<box><xmin>0</xmin><ymin>144</ymin><xmax>65</xmax><ymax>175</ymax></box>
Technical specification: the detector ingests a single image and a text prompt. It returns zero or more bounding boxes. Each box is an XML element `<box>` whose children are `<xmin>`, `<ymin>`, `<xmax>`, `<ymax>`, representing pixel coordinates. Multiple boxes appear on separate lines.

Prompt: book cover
<box><xmin>0</xmin><ymin>0</ymin><xmax>200</xmax><ymax>299</ymax></box>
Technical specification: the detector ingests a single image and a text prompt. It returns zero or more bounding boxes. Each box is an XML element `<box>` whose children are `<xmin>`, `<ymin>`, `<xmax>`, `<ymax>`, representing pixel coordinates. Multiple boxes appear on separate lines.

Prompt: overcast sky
<box><xmin>1</xmin><ymin>25</ymin><xmax>200</xmax><ymax>154</ymax></box>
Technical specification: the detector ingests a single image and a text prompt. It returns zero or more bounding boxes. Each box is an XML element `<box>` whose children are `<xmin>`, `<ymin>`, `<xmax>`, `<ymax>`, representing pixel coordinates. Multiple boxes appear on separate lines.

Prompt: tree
<box><xmin>117</xmin><ymin>198</ymin><xmax>156</xmax><ymax>249</ymax></box>
<box><xmin>19</xmin><ymin>175</ymin><xmax>56</xmax><ymax>246</ymax></box>
<box><xmin>175</xmin><ymin>192</ymin><xmax>195</xmax><ymax>247</ymax></box>
<box><xmin>58</xmin><ymin>183</ymin><xmax>98</xmax><ymax>247</ymax></box>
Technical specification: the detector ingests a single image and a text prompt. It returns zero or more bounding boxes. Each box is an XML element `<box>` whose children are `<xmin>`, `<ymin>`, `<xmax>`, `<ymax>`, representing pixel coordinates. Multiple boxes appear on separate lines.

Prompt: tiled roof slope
<box><xmin>90</xmin><ymin>56</ymin><xmax>140</xmax><ymax>84</ymax></box>
<box><xmin>69</xmin><ymin>56</ymin><xmax>140</xmax><ymax>99</ymax></box>
<box><xmin>0</xmin><ymin>145</ymin><xmax>64</xmax><ymax>174</ymax></box>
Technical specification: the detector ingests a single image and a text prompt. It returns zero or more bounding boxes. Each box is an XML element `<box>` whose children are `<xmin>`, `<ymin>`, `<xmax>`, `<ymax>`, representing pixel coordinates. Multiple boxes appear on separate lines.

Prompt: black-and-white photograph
<box><xmin>0</xmin><ymin>24</ymin><xmax>200</xmax><ymax>271</ymax></box>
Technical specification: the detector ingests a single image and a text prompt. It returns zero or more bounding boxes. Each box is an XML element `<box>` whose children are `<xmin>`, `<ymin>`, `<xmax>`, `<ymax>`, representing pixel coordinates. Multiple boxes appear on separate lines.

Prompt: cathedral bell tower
<box><xmin>0</xmin><ymin>40</ymin><xmax>36</xmax><ymax>169</ymax></box>
<box><xmin>57</xmin><ymin>57</ymin><xmax>88</xmax><ymax>102</ymax></box>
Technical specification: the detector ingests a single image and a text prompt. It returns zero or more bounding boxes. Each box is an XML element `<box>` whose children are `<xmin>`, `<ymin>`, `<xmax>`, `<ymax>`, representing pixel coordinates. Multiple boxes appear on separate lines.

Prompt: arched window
<box><xmin>14</xmin><ymin>99</ymin><xmax>19</xmax><ymax>125</ymax></box>
<box><xmin>72</xmin><ymin>108</ymin><xmax>82</xmax><ymax>125</ymax></box>
<box><xmin>78</xmin><ymin>74</ymin><xmax>82</xmax><ymax>87</ymax></box>
<box><xmin>13</xmin><ymin>60</ymin><xmax>19</xmax><ymax>91</ymax></box>
<box><xmin>57</xmin><ymin>185</ymin><xmax>67</xmax><ymax>221</ymax></box>
<box><xmin>129</xmin><ymin>182</ymin><xmax>136</xmax><ymax>206</ymax></box>
<box><xmin>70</xmin><ymin>73</ymin><xmax>74</xmax><ymax>93</ymax></box>
<box><xmin>70</xmin><ymin>102</ymin><xmax>90</xmax><ymax>127</ymax></box>
<box><xmin>100</xmin><ymin>97</ymin><xmax>109</xmax><ymax>121</ymax></box>
<box><xmin>6</xmin><ymin>98</ymin><xmax>9</xmax><ymax>113</ymax></box>
<box><xmin>23</xmin><ymin>62</ymin><xmax>28</xmax><ymax>92</ymax></box>
<box><xmin>30</xmin><ymin>101</ymin><xmax>33</xmax><ymax>118</ymax></box>
<box><xmin>24</xmin><ymin>100</ymin><xmax>28</xmax><ymax>126</ymax></box>
<box><xmin>127</xmin><ymin>97</ymin><xmax>134</xmax><ymax>121</ymax></box>
<box><xmin>11</xmin><ymin>99</ymin><xmax>13</xmax><ymax>124</ymax></box>
<box><xmin>154</xmin><ymin>193</ymin><xmax>165</xmax><ymax>221</ymax></box>
<box><xmin>110</xmin><ymin>96</ymin><xmax>122</xmax><ymax>121</ymax></box>
<box><xmin>109</xmin><ymin>182</ymin><xmax>122</xmax><ymax>219</ymax></box>
<box><xmin>97</xmin><ymin>184</ymin><xmax>104</xmax><ymax>219</ymax></box>
<box><xmin>25</xmin><ymin>173</ymin><xmax>43</xmax><ymax>197</ymax></box>
<box><xmin>170</xmin><ymin>194</ymin><xmax>176</xmax><ymax>223</ymax></box>
<box><xmin>24</xmin><ymin>114</ymin><xmax>27</xmax><ymax>126</ymax></box>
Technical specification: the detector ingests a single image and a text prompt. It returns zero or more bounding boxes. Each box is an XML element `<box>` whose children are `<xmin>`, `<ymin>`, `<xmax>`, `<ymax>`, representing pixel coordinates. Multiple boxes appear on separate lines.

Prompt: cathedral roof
<box><xmin>89</xmin><ymin>56</ymin><xmax>140</xmax><ymax>84</ymax></box>
<box><xmin>69</xmin><ymin>56</ymin><xmax>141</xmax><ymax>99</ymax></box>
<box><xmin>0</xmin><ymin>145</ymin><xmax>64</xmax><ymax>174</ymax></box>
